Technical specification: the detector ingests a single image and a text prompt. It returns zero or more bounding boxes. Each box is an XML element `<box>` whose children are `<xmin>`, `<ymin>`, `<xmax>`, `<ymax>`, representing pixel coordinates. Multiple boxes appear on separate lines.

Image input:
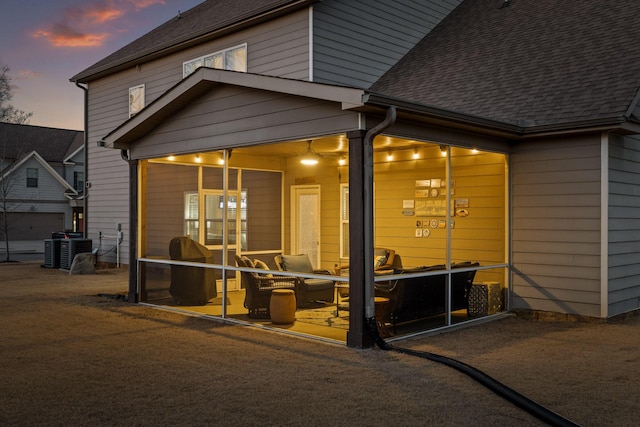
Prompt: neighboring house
<box><xmin>71</xmin><ymin>0</ymin><xmax>640</xmax><ymax>348</ymax></box>
<box><xmin>0</xmin><ymin>123</ymin><xmax>85</xmax><ymax>255</ymax></box>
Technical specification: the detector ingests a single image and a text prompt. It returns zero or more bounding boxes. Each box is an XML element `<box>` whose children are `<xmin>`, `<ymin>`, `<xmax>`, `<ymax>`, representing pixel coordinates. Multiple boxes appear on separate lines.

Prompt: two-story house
<box><xmin>71</xmin><ymin>0</ymin><xmax>640</xmax><ymax>348</ymax></box>
<box><xmin>0</xmin><ymin>123</ymin><xmax>85</xmax><ymax>259</ymax></box>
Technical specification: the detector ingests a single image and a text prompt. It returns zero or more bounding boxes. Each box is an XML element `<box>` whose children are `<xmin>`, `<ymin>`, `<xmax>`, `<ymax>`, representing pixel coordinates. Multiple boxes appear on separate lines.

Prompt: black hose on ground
<box><xmin>365</xmin><ymin>317</ymin><xmax>581</xmax><ymax>427</ymax></box>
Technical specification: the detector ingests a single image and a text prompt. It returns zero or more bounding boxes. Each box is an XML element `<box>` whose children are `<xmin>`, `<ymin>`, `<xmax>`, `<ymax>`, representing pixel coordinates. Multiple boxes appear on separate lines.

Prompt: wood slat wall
<box><xmin>282</xmin><ymin>154</ymin><xmax>344</xmax><ymax>272</ymax></box>
<box><xmin>145</xmin><ymin>163</ymin><xmax>198</xmax><ymax>257</ymax></box>
<box><xmin>373</xmin><ymin>144</ymin><xmax>506</xmax><ymax>285</ymax></box>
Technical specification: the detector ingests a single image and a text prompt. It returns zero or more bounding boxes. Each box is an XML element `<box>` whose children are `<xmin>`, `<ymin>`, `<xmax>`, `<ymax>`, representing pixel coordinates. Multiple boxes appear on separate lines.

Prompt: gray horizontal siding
<box><xmin>86</xmin><ymin>11</ymin><xmax>313</xmax><ymax>265</ymax></box>
<box><xmin>86</xmin><ymin>78</ymin><xmax>131</xmax><ymax>265</ymax></box>
<box><xmin>608</xmin><ymin>134</ymin><xmax>640</xmax><ymax>316</ymax></box>
<box><xmin>511</xmin><ymin>135</ymin><xmax>602</xmax><ymax>317</ymax></box>
<box><xmin>511</xmin><ymin>295</ymin><xmax>601</xmax><ymax>317</ymax></box>
<box><xmin>129</xmin><ymin>86</ymin><xmax>359</xmax><ymax>159</ymax></box>
<box><xmin>86</xmin><ymin>76</ymin><xmax>132</xmax><ymax>264</ymax></box>
<box><xmin>3</xmin><ymin>158</ymin><xmax>73</xmax><ymax>238</ymax></box>
<box><xmin>248</xmin><ymin>9</ymin><xmax>310</xmax><ymax>79</ymax></box>
<box><xmin>313</xmin><ymin>0</ymin><xmax>463</xmax><ymax>87</ymax></box>
<box><xmin>9</xmin><ymin>158</ymin><xmax>66</xmax><ymax>201</ymax></box>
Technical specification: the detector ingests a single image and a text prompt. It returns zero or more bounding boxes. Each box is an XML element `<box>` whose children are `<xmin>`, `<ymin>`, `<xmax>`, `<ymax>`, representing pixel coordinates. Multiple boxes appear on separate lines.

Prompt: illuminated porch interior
<box><xmin>138</xmin><ymin>134</ymin><xmax>509</xmax><ymax>343</ymax></box>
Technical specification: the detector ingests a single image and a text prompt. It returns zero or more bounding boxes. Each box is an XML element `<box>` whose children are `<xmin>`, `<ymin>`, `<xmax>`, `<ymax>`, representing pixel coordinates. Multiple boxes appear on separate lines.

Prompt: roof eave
<box><xmin>100</xmin><ymin>68</ymin><xmax>366</xmax><ymax>149</ymax></box>
<box><xmin>515</xmin><ymin>117</ymin><xmax>640</xmax><ymax>139</ymax></box>
<box><xmin>360</xmin><ymin>93</ymin><xmax>523</xmax><ymax>138</ymax></box>
<box><xmin>70</xmin><ymin>0</ymin><xmax>317</xmax><ymax>83</ymax></box>
<box><xmin>100</xmin><ymin>78</ymin><xmax>640</xmax><ymax>150</ymax></box>
<box><xmin>1</xmin><ymin>151</ymin><xmax>77</xmax><ymax>193</ymax></box>
<box><xmin>63</xmin><ymin>144</ymin><xmax>84</xmax><ymax>164</ymax></box>
<box><xmin>361</xmin><ymin>93</ymin><xmax>640</xmax><ymax>139</ymax></box>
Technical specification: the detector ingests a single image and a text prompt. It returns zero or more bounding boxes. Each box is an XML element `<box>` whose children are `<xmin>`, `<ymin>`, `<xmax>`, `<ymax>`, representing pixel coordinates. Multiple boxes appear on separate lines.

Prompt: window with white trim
<box><xmin>129</xmin><ymin>84</ymin><xmax>145</xmax><ymax>117</ymax></box>
<box><xmin>184</xmin><ymin>192</ymin><xmax>199</xmax><ymax>241</ymax></box>
<box><xmin>183</xmin><ymin>43</ymin><xmax>247</xmax><ymax>78</ymax></box>
<box><xmin>26</xmin><ymin>168</ymin><xmax>38</xmax><ymax>188</ymax></box>
<box><xmin>74</xmin><ymin>171</ymin><xmax>84</xmax><ymax>191</ymax></box>
<box><xmin>340</xmin><ymin>183</ymin><xmax>349</xmax><ymax>259</ymax></box>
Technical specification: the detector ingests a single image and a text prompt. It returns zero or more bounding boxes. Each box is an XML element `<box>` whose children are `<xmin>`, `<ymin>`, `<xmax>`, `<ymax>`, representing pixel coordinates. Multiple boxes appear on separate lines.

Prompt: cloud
<box><xmin>33</xmin><ymin>26</ymin><xmax>108</xmax><ymax>48</ymax></box>
<box><xmin>125</xmin><ymin>0</ymin><xmax>167</xmax><ymax>11</ymax></box>
<box><xmin>75</xmin><ymin>6</ymin><xmax>124</xmax><ymax>24</ymax></box>
<box><xmin>32</xmin><ymin>0</ymin><xmax>165</xmax><ymax>48</ymax></box>
<box><xmin>16</xmin><ymin>69</ymin><xmax>43</xmax><ymax>80</ymax></box>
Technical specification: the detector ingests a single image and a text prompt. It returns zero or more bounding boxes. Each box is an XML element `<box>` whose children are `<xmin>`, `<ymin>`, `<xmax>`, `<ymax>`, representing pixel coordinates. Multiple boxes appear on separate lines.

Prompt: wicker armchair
<box><xmin>235</xmin><ymin>255</ymin><xmax>298</xmax><ymax>318</ymax></box>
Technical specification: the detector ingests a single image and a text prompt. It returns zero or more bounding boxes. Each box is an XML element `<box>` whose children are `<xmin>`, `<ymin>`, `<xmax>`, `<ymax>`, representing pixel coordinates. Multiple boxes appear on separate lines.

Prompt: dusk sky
<box><xmin>0</xmin><ymin>0</ymin><xmax>204</xmax><ymax>131</ymax></box>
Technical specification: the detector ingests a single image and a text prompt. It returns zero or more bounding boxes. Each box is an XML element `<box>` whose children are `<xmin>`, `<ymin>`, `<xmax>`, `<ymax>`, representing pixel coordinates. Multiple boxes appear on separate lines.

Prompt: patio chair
<box><xmin>235</xmin><ymin>255</ymin><xmax>297</xmax><ymax>318</ymax></box>
<box><xmin>274</xmin><ymin>254</ymin><xmax>335</xmax><ymax>307</ymax></box>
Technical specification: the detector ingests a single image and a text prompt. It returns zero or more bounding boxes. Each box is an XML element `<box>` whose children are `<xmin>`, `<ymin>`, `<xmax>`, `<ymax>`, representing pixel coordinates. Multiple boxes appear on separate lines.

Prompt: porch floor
<box><xmin>144</xmin><ymin>287</ymin><xmax>473</xmax><ymax>343</ymax></box>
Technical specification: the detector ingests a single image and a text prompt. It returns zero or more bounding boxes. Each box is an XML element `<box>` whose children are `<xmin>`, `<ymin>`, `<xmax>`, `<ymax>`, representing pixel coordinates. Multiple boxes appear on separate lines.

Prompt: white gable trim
<box><xmin>1</xmin><ymin>151</ymin><xmax>77</xmax><ymax>194</ymax></box>
<box><xmin>63</xmin><ymin>145</ymin><xmax>84</xmax><ymax>164</ymax></box>
<box><xmin>100</xmin><ymin>68</ymin><xmax>366</xmax><ymax>148</ymax></box>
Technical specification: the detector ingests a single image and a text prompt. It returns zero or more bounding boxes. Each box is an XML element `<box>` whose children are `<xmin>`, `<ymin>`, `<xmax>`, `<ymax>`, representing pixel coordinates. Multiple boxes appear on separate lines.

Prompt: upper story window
<box><xmin>129</xmin><ymin>84</ymin><xmax>145</xmax><ymax>117</ymax></box>
<box><xmin>74</xmin><ymin>171</ymin><xmax>85</xmax><ymax>191</ymax></box>
<box><xmin>183</xmin><ymin>43</ymin><xmax>247</xmax><ymax>78</ymax></box>
<box><xmin>26</xmin><ymin>168</ymin><xmax>38</xmax><ymax>188</ymax></box>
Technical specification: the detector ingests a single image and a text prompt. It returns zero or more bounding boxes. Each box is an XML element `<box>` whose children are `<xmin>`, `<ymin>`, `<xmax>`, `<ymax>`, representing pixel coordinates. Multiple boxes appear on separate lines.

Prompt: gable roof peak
<box><xmin>0</xmin><ymin>122</ymin><xmax>84</xmax><ymax>163</ymax></box>
<box><xmin>71</xmin><ymin>0</ymin><xmax>316</xmax><ymax>83</ymax></box>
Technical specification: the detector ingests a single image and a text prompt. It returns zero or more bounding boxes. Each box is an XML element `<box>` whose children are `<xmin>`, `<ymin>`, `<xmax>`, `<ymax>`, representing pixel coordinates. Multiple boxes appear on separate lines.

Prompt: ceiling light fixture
<box><xmin>300</xmin><ymin>140</ymin><xmax>320</xmax><ymax>165</ymax></box>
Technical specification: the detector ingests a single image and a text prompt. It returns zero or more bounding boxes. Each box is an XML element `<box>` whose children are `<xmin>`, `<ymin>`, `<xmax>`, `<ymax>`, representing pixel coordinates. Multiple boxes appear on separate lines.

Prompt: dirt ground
<box><xmin>1</xmin><ymin>262</ymin><xmax>639</xmax><ymax>426</ymax></box>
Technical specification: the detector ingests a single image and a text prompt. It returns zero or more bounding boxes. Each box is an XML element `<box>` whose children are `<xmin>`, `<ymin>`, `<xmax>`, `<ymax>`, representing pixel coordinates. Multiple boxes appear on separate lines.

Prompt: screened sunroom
<box><xmin>136</xmin><ymin>136</ymin><xmax>508</xmax><ymax>346</ymax></box>
<box><xmin>103</xmin><ymin>69</ymin><xmax>511</xmax><ymax>347</ymax></box>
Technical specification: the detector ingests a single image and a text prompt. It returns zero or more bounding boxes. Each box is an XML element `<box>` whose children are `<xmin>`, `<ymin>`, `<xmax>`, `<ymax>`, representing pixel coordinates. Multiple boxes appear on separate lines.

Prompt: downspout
<box><xmin>363</xmin><ymin>106</ymin><xmax>396</xmax><ymax>321</ymax></box>
<box><xmin>121</xmin><ymin>149</ymin><xmax>139</xmax><ymax>303</ymax></box>
<box><xmin>74</xmin><ymin>81</ymin><xmax>89</xmax><ymax>238</ymax></box>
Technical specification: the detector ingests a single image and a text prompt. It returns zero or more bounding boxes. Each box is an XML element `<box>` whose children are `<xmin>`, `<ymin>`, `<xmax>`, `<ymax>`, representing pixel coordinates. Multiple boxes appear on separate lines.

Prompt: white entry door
<box><xmin>291</xmin><ymin>185</ymin><xmax>321</xmax><ymax>269</ymax></box>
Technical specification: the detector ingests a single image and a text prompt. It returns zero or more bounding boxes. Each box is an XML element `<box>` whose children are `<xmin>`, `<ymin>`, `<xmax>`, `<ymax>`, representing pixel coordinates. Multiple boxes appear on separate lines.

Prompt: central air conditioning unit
<box><xmin>44</xmin><ymin>239</ymin><xmax>62</xmax><ymax>268</ymax></box>
<box><xmin>60</xmin><ymin>239</ymin><xmax>93</xmax><ymax>270</ymax></box>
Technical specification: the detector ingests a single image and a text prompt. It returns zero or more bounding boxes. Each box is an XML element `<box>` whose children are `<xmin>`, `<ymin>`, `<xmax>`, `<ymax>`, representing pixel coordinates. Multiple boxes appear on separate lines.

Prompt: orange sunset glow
<box><xmin>1</xmin><ymin>0</ymin><xmax>202</xmax><ymax>130</ymax></box>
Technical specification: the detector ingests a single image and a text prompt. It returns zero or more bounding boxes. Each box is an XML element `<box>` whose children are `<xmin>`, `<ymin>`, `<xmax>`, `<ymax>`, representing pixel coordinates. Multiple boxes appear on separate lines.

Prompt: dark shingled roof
<box><xmin>0</xmin><ymin>123</ymin><xmax>83</xmax><ymax>163</ymax></box>
<box><xmin>371</xmin><ymin>0</ymin><xmax>640</xmax><ymax>128</ymax></box>
<box><xmin>71</xmin><ymin>0</ymin><xmax>313</xmax><ymax>82</ymax></box>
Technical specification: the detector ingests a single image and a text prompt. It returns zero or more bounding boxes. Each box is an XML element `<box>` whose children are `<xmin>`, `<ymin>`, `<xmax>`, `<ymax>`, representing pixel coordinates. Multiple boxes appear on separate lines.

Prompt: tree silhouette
<box><xmin>0</xmin><ymin>66</ymin><xmax>32</xmax><ymax>125</ymax></box>
<box><xmin>1</xmin><ymin>65</ymin><xmax>33</xmax><ymax>261</ymax></box>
